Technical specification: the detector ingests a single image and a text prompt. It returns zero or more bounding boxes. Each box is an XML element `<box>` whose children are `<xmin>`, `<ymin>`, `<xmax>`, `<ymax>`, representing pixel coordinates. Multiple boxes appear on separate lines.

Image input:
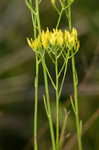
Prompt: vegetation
<box><xmin>0</xmin><ymin>0</ymin><xmax>99</xmax><ymax>150</ymax></box>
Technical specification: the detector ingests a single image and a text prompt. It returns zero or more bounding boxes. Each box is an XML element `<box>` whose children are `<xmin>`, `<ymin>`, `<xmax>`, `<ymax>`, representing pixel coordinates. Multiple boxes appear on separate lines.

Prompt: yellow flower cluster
<box><xmin>27</xmin><ymin>28</ymin><xmax>79</xmax><ymax>52</ymax></box>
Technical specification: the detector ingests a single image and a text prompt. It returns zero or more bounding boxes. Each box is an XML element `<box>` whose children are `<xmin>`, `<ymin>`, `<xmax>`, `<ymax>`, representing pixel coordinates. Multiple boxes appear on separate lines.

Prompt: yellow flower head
<box><xmin>33</xmin><ymin>38</ymin><xmax>41</xmax><ymax>50</ymax></box>
<box><xmin>27</xmin><ymin>38</ymin><xmax>33</xmax><ymax>49</ymax></box>
<box><xmin>27</xmin><ymin>37</ymin><xmax>41</xmax><ymax>51</ymax></box>
<box><xmin>50</xmin><ymin>29</ymin><xmax>63</xmax><ymax>46</ymax></box>
<box><xmin>64</xmin><ymin>30</ymin><xmax>70</xmax><ymax>44</ymax></box>
<box><xmin>50</xmin><ymin>30</ymin><xmax>56</xmax><ymax>45</ymax></box>
<box><xmin>71</xmin><ymin>28</ymin><xmax>77</xmax><ymax>37</ymax></box>
<box><xmin>41</xmin><ymin>28</ymin><xmax>50</xmax><ymax>48</ymax></box>
<box><xmin>56</xmin><ymin>29</ymin><xmax>64</xmax><ymax>46</ymax></box>
<box><xmin>67</xmin><ymin>28</ymin><xmax>78</xmax><ymax>48</ymax></box>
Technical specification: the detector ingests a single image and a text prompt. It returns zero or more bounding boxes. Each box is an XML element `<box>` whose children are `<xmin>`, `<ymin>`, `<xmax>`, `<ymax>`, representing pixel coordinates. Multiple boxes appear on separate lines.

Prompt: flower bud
<box><xmin>50</xmin><ymin>0</ymin><xmax>56</xmax><ymax>5</ymax></box>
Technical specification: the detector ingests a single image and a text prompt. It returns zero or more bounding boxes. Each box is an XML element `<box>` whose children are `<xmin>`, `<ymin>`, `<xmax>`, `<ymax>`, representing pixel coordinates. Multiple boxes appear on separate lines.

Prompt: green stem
<box><xmin>58</xmin><ymin>59</ymin><xmax>68</xmax><ymax>99</ymax></box>
<box><xmin>42</xmin><ymin>57</ymin><xmax>56</xmax><ymax>150</ymax></box>
<box><xmin>67</xmin><ymin>7</ymin><xmax>72</xmax><ymax>31</ymax></box>
<box><xmin>56</xmin><ymin>8</ymin><xmax>63</xmax><ymax>29</ymax></box>
<box><xmin>67</xmin><ymin>4</ymin><xmax>83</xmax><ymax>150</ymax></box>
<box><xmin>35</xmin><ymin>0</ymin><xmax>41</xmax><ymax>34</ymax></box>
<box><xmin>72</xmin><ymin>56</ymin><xmax>82</xmax><ymax>150</ymax></box>
<box><xmin>55</xmin><ymin>58</ymin><xmax>59</xmax><ymax>150</ymax></box>
<box><xmin>59</xmin><ymin>110</ymin><xmax>69</xmax><ymax>149</ymax></box>
<box><xmin>28</xmin><ymin>0</ymin><xmax>37</xmax><ymax>38</ymax></box>
<box><xmin>34</xmin><ymin>55</ymin><xmax>39</xmax><ymax>150</ymax></box>
<box><xmin>33</xmin><ymin>14</ymin><xmax>37</xmax><ymax>38</ymax></box>
<box><xmin>27</xmin><ymin>1</ymin><xmax>41</xmax><ymax>150</ymax></box>
<box><xmin>33</xmin><ymin>1</ymin><xmax>41</xmax><ymax>150</ymax></box>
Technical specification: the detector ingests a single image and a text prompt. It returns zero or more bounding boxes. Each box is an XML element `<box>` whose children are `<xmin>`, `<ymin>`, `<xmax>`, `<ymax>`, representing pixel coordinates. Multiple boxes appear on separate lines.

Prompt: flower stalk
<box><xmin>25</xmin><ymin>0</ymin><xmax>41</xmax><ymax>150</ymax></box>
<box><xmin>55</xmin><ymin>57</ymin><xmax>59</xmax><ymax>150</ymax></box>
<box><xmin>66</xmin><ymin>1</ymin><xmax>83</xmax><ymax>150</ymax></box>
<box><xmin>71</xmin><ymin>55</ymin><xmax>82</xmax><ymax>150</ymax></box>
<box><xmin>41</xmin><ymin>56</ymin><xmax>56</xmax><ymax>150</ymax></box>
<box><xmin>34</xmin><ymin>55</ymin><xmax>39</xmax><ymax>150</ymax></box>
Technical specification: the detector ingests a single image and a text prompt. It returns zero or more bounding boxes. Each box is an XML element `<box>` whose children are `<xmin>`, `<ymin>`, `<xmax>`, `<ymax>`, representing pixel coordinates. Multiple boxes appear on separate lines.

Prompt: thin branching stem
<box><xmin>55</xmin><ymin>57</ymin><xmax>59</xmax><ymax>150</ymax></box>
<box><xmin>59</xmin><ymin>110</ymin><xmax>70</xmax><ymax>149</ymax></box>
<box><xmin>45</xmin><ymin>64</ymin><xmax>56</xmax><ymax>90</ymax></box>
<box><xmin>56</xmin><ymin>8</ymin><xmax>63</xmax><ymax>29</ymax></box>
<box><xmin>26</xmin><ymin>1</ymin><xmax>39</xmax><ymax>150</ymax></box>
<box><xmin>67</xmin><ymin>7</ymin><xmax>72</xmax><ymax>31</ymax></box>
<box><xmin>27</xmin><ymin>1</ymin><xmax>41</xmax><ymax>150</ymax></box>
<box><xmin>34</xmin><ymin>55</ymin><xmax>39</xmax><ymax>150</ymax></box>
<box><xmin>58</xmin><ymin>61</ymin><xmax>66</xmax><ymax>78</ymax></box>
<box><xmin>58</xmin><ymin>59</ymin><xmax>68</xmax><ymax>99</ymax></box>
<box><xmin>71</xmin><ymin>55</ymin><xmax>82</xmax><ymax>150</ymax></box>
<box><xmin>67</xmin><ymin>3</ymin><xmax>83</xmax><ymax>150</ymax></box>
<box><xmin>42</xmin><ymin>57</ymin><xmax>56</xmax><ymax>150</ymax></box>
<box><xmin>34</xmin><ymin>0</ymin><xmax>41</xmax><ymax>149</ymax></box>
<box><xmin>35</xmin><ymin>0</ymin><xmax>41</xmax><ymax>34</ymax></box>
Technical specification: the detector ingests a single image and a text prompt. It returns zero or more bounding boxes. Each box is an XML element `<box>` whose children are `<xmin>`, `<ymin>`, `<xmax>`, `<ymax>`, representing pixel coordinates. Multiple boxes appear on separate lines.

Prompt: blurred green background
<box><xmin>0</xmin><ymin>0</ymin><xmax>99</xmax><ymax>150</ymax></box>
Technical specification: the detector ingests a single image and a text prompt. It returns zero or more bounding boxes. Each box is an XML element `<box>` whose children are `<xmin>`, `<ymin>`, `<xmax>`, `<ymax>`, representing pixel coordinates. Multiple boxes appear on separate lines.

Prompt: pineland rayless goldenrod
<box><xmin>27</xmin><ymin>28</ymin><xmax>80</xmax><ymax>52</ymax></box>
